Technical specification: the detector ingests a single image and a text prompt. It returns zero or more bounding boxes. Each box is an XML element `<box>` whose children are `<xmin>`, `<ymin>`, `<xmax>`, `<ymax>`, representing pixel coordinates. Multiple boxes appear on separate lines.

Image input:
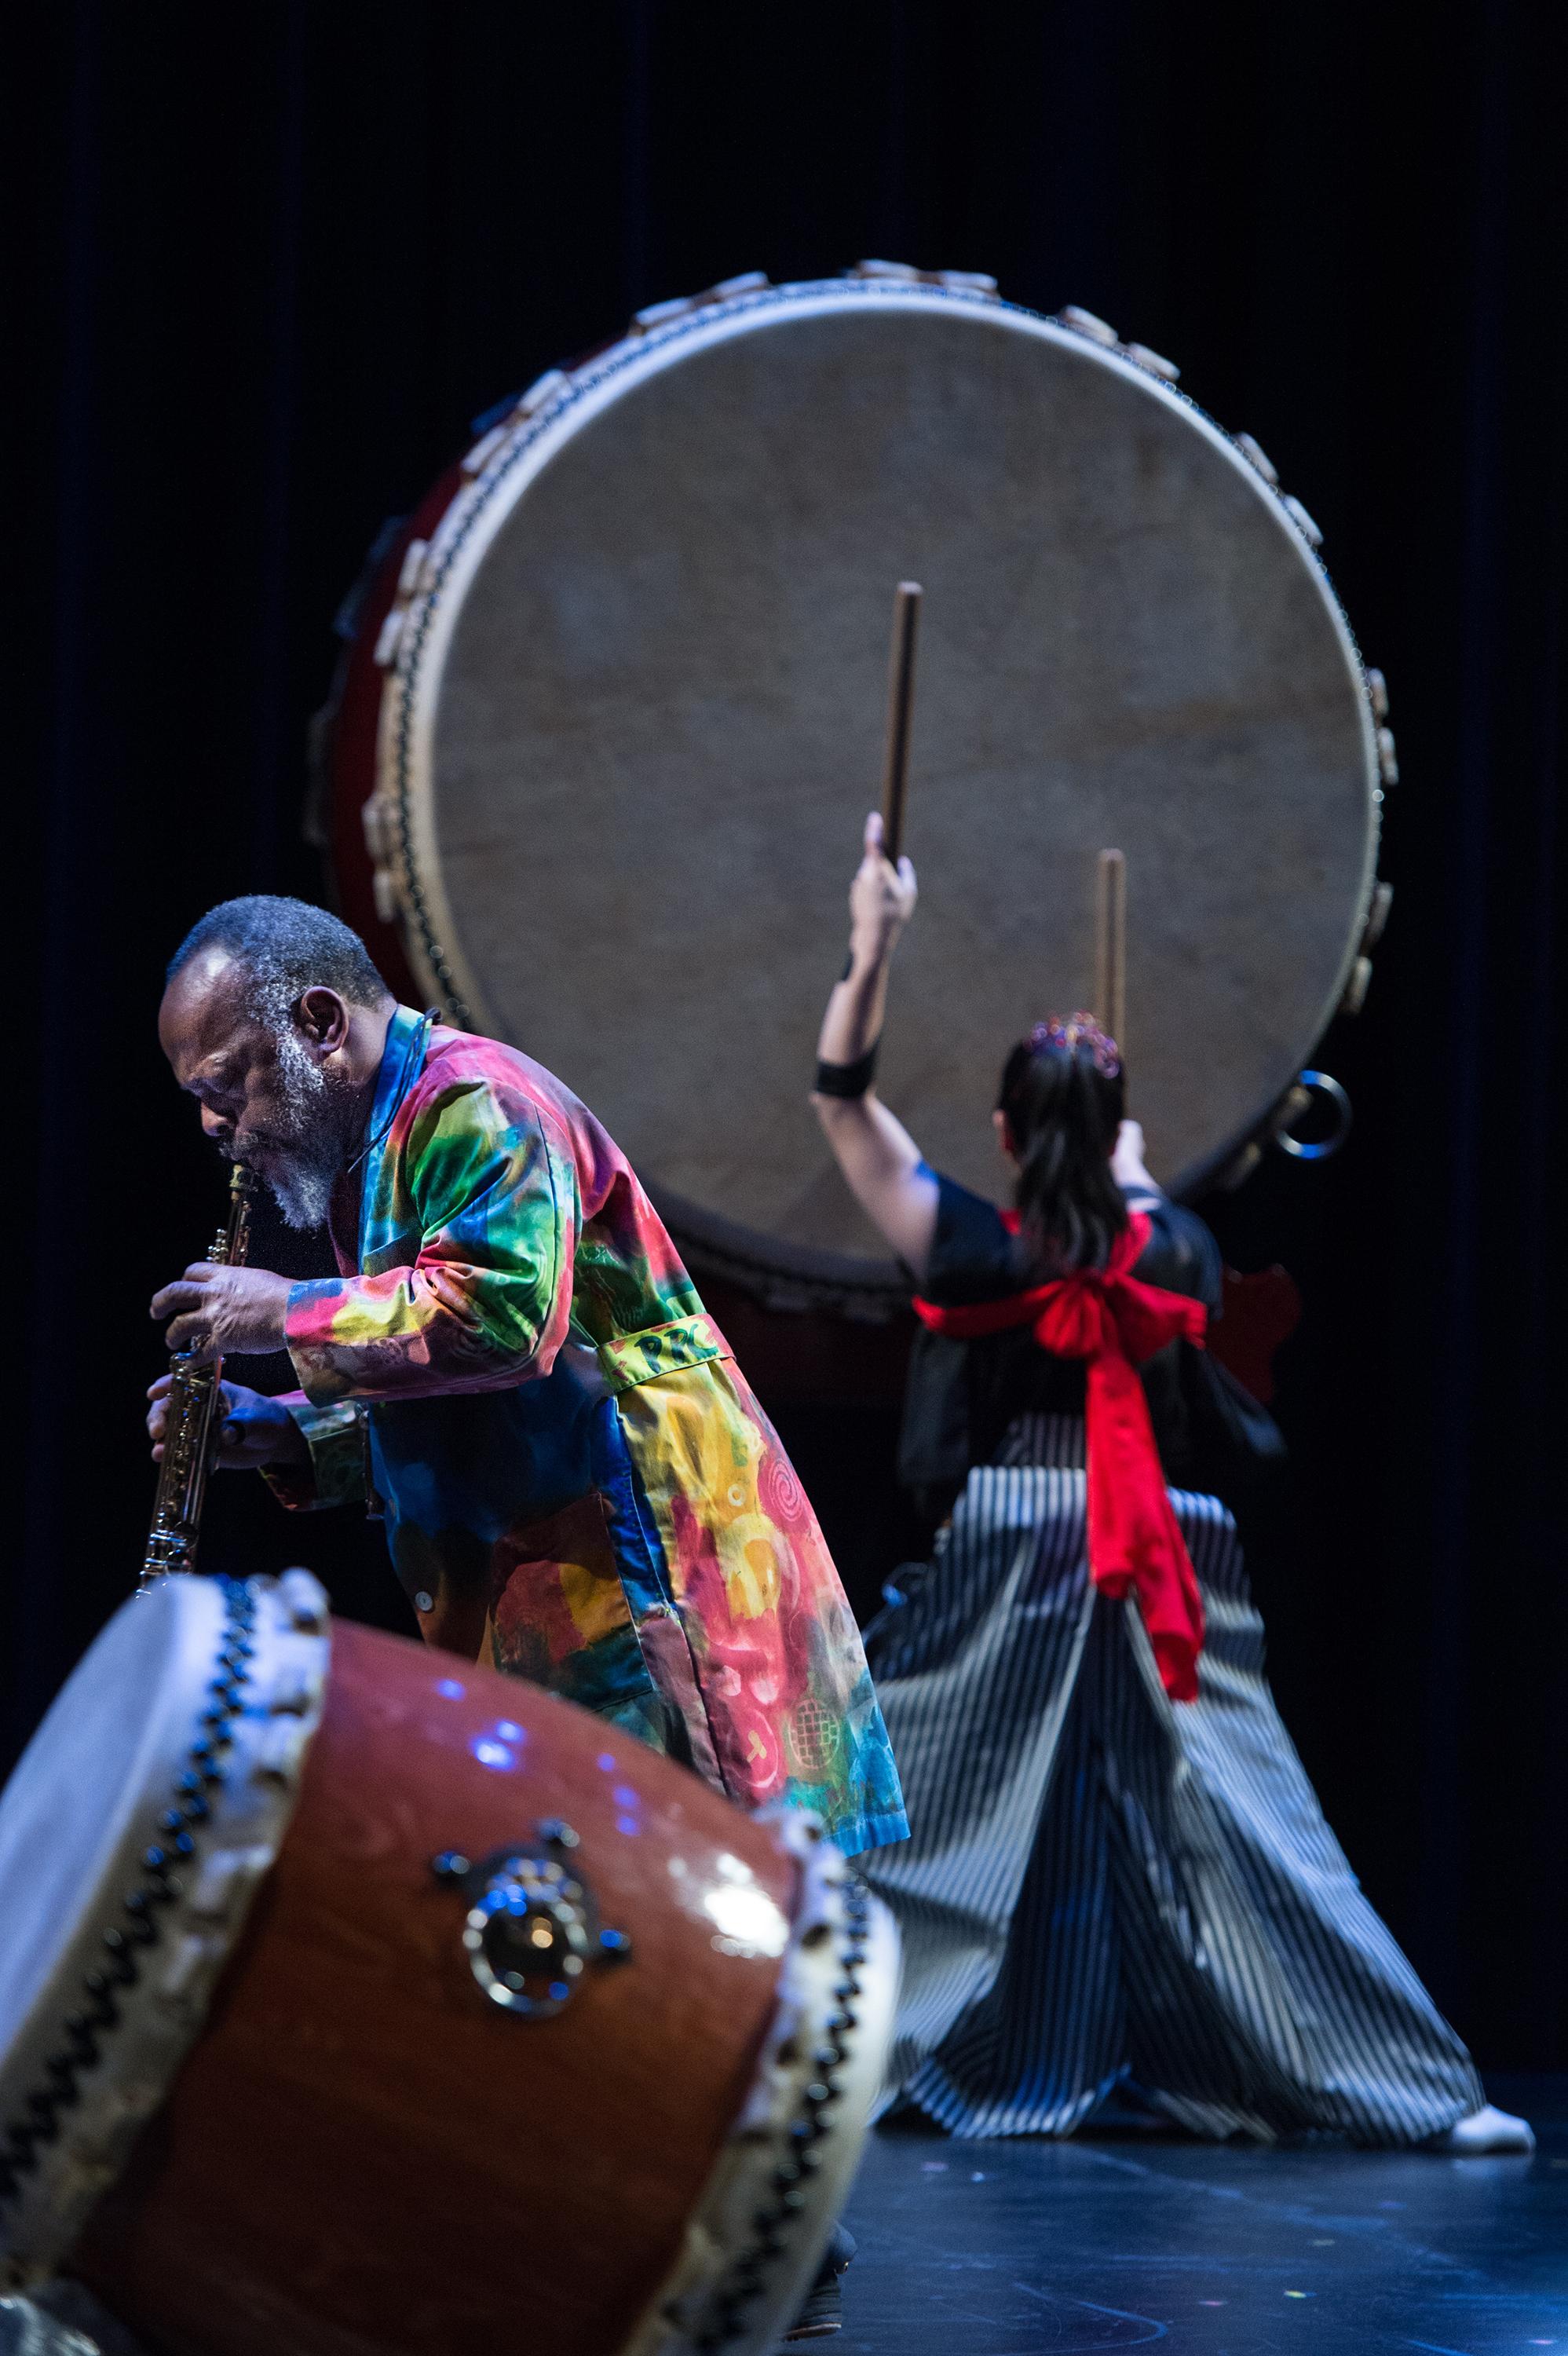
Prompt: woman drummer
<box><xmin>811</xmin><ymin>813</ymin><xmax>1528</xmax><ymax>2153</ymax></box>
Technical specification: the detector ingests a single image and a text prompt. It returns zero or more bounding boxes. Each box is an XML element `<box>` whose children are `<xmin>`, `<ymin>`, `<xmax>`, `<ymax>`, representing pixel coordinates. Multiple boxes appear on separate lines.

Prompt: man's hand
<box><xmin>147</xmin><ymin>1375</ymin><xmax>307</xmax><ymax>1469</ymax></box>
<box><xmin>149</xmin><ymin>1263</ymin><xmax>294</xmax><ymax>1363</ymax></box>
<box><xmin>848</xmin><ymin>810</ymin><xmax>918</xmax><ymax>966</ymax></box>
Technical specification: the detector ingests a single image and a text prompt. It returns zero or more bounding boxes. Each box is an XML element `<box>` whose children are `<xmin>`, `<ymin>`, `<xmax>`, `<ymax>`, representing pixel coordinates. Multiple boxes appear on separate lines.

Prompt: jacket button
<box><xmin>414</xmin><ymin>1590</ymin><xmax>434</xmax><ymax>1613</ymax></box>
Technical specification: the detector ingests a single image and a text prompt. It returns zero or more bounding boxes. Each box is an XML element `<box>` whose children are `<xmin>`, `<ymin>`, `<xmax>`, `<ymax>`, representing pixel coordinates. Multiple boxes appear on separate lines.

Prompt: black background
<box><xmin>5</xmin><ymin>2</ymin><xmax>1564</xmax><ymax>2066</ymax></box>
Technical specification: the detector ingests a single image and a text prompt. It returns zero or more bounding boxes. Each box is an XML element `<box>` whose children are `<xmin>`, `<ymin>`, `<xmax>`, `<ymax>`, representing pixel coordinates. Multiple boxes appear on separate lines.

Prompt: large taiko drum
<box><xmin>321</xmin><ymin>262</ymin><xmax>1393</xmax><ymax>1314</ymax></box>
<box><xmin>0</xmin><ymin>1573</ymin><xmax>895</xmax><ymax>2356</ymax></box>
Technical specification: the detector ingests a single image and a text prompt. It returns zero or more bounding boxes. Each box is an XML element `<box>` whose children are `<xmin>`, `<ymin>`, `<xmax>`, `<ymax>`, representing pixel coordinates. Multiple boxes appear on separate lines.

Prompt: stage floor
<box><xmin>838</xmin><ymin>2077</ymin><xmax>1568</xmax><ymax>2354</ymax></box>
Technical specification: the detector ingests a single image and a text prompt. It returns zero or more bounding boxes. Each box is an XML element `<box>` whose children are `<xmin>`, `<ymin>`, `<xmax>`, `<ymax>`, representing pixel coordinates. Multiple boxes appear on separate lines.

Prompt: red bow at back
<box><xmin>912</xmin><ymin>1210</ymin><xmax>1208</xmax><ymax>1702</ymax></box>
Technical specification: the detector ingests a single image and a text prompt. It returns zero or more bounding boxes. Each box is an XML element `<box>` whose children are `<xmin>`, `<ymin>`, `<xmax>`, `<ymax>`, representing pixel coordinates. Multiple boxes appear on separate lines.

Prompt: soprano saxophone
<box><xmin>140</xmin><ymin>1162</ymin><xmax>258</xmax><ymax>1593</ymax></box>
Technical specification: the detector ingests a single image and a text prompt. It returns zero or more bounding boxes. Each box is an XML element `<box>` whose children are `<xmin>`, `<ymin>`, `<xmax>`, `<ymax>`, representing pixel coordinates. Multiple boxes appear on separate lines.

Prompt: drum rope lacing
<box><xmin>693</xmin><ymin>1873</ymin><xmax>874</xmax><ymax>2354</ymax></box>
<box><xmin>0</xmin><ymin>1580</ymin><xmax>258</xmax><ymax>2215</ymax></box>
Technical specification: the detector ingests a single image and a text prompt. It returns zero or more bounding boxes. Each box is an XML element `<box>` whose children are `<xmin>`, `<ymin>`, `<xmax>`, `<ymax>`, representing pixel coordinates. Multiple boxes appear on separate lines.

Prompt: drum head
<box><xmin>380</xmin><ymin>280</ymin><xmax>1380</xmax><ymax>1299</ymax></box>
<box><xmin>0</xmin><ymin>1582</ymin><xmax>221</xmax><ymax>2089</ymax></box>
<box><xmin>0</xmin><ymin>1575</ymin><xmax>328</xmax><ymax>2285</ymax></box>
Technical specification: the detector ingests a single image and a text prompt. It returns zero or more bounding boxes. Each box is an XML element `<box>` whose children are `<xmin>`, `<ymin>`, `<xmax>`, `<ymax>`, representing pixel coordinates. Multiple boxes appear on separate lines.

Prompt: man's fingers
<box><xmin>149</xmin><ymin>1264</ymin><xmax>218</xmax><ymax>1319</ymax></box>
<box><xmin>151</xmin><ymin>1278</ymin><xmax>208</xmax><ymax>1321</ymax></box>
<box><xmin>166</xmin><ymin>1312</ymin><xmax>218</xmax><ymax>1363</ymax></box>
<box><xmin>863</xmin><ymin>810</ymin><xmax>883</xmax><ymax>858</ymax></box>
<box><xmin>147</xmin><ymin>1374</ymin><xmax>174</xmax><ymax>1401</ymax></box>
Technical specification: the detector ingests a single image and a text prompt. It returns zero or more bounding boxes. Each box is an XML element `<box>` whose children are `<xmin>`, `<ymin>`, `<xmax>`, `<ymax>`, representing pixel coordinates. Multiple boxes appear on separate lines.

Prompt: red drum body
<box><xmin>0</xmin><ymin>1575</ymin><xmax>894</xmax><ymax>2356</ymax></box>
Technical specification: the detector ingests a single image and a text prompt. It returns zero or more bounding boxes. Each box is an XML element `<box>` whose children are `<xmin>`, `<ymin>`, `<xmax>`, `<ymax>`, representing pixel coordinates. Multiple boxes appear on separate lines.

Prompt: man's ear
<box><xmin>295</xmin><ymin>987</ymin><xmax>351</xmax><ymax>1055</ymax></box>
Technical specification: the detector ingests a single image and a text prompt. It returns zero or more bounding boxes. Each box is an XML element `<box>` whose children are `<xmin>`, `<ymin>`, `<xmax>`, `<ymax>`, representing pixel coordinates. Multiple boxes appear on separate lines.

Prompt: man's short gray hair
<box><xmin>167</xmin><ymin>896</ymin><xmax>390</xmax><ymax>1021</ymax></box>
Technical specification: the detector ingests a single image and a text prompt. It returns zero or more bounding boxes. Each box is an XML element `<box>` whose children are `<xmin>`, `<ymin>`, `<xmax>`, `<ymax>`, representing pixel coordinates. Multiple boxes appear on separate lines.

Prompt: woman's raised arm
<box><xmin>811</xmin><ymin>813</ymin><xmax>939</xmax><ymax>1280</ymax></box>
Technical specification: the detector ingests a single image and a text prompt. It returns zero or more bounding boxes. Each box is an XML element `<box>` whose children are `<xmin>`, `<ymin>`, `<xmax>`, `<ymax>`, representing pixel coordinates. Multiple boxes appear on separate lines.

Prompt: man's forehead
<box><xmin>159</xmin><ymin>953</ymin><xmax>261</xmax><ymax>1074</ymax></box>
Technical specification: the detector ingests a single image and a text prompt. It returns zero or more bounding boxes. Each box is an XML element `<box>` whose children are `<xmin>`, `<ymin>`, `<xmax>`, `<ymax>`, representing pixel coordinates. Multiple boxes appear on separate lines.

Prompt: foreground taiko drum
<box><xmin>0</xmin><ymin>1574</ymin><xmax>895</xmax><ymax>2356</ymax></box>
<box><xmin>323</xmin><ymin>262</ymin><xmax>1393</xmax><ymax>1312</ymax></box>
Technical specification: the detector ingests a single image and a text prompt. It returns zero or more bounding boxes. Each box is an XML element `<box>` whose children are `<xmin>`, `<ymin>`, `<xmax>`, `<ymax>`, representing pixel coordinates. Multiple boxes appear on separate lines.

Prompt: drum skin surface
<box><xmin>0</xmin><ymin>1593</ymin><xmax>209</xmax><ymax>2087</ymax></box>
<box><xmin>72</xmin><ymin>1621</ymin><xmax>799</xmax><ymax>2356</ymax></box>
<box><xmin>338</xmin><ymin>275</ymin><xmax>1382</xmax><ymax>1302</ymax></box>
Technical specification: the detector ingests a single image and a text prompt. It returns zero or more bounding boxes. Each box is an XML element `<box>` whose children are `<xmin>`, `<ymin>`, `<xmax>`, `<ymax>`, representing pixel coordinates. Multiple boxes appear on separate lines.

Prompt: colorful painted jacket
<box><xmin>268</xmin><ymin>1005</ymin><xmax>907</xmax><ymax>1857</ymax></box>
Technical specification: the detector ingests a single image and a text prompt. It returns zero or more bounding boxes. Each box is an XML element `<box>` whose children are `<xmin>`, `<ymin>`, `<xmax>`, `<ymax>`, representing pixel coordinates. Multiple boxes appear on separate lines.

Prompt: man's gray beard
<box><xmin>258</xmin><ymin>1028</ymin><xmax>360</xmax><ymax>1230</ymax></box>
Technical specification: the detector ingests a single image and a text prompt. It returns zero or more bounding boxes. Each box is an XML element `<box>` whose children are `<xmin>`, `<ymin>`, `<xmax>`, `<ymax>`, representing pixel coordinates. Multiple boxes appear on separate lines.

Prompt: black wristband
<box><xmin>815</xmin><ymin>1039</ymin><xmax>880</xmax><ymax>1099</ymax></box>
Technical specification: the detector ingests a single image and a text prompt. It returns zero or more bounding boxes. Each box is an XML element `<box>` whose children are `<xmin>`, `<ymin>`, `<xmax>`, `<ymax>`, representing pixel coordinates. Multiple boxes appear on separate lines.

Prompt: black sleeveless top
<box><xmin>898</xmin><ymin>1172</ymin><xmax>1274</xmax><ymax>1527</ymax></box>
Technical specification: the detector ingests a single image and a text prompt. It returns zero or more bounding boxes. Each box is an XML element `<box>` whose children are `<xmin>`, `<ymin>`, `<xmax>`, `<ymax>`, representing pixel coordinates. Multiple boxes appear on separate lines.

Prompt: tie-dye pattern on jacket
<box><xmin>269</xmin><ymin>1005</ymin><xmax>906</xmax><ymax>1856</ymax></box>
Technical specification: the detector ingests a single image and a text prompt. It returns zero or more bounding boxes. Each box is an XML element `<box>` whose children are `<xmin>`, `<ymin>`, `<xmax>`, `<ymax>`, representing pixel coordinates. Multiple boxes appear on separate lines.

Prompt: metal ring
<box><xmin>1274</xmin><ymin>1070</ymin><xmax>1353</xmax><ymax>1160</ymax></box>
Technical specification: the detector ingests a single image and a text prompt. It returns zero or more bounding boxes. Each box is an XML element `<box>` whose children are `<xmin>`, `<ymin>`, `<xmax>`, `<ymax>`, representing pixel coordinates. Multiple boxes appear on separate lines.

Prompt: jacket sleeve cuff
<box><xmin>283</xmin><ymin>1276</ymin><xmax>357</xmax><ymax>1409</ymax></box>
<box><xmin>261</xmin><ymin>1390</ymin><xmax>366</xmax><ymax>1513</ymax></box>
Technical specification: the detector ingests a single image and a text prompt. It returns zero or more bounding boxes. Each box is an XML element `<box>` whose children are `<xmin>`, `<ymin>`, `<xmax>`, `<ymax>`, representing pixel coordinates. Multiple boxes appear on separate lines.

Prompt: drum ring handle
<box><xmin>1274</xmin><ymin>1069</ymin><xmax>1353</xmax><ymax>1161</ymax></box>
<box><xmin>435</xmin><ymin>1830</ymin><xmax>633</xmax><ymax>2022</ymax></box>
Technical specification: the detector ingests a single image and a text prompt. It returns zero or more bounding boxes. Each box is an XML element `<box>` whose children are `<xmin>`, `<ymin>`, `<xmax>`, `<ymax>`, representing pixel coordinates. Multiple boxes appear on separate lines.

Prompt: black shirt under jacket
<box><xmin>897</xmin><ymin>1173</ymin><xmax>1279</xmax><ymax>1530</ymax></box>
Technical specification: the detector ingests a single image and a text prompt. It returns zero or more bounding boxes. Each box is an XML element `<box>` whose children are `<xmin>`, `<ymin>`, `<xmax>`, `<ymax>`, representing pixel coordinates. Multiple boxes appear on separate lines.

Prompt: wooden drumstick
<box><xmin>1095</xmin><ymin>847</ymin><xmax>1127</xmax><ymax>1059</ymax></box>
<box><xmin>880</xmin><ymin>582</ymin><xmax>922</xmax><ymax>865</ymax></box>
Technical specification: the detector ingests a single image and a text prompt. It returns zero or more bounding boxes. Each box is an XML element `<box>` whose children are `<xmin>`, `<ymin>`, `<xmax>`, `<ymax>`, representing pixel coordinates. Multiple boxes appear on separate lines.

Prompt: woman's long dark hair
<box><xmin>998</xmin><ymin>1016</ymin><xmax>1128</xmax><ymax>1274</ymax></box>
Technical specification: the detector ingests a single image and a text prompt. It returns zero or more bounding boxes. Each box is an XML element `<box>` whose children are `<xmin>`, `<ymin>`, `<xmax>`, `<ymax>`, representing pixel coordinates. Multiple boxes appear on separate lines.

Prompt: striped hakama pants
<box><xmin>861</xmin><ymin>1436</ymin><xmax>1482</xmax><ymax>2143</ymax></box>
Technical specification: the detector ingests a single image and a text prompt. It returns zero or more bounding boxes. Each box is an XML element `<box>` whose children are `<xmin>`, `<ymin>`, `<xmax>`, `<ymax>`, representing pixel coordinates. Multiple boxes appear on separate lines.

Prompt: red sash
<box><xmin>912</xmin><ymin>1210</ymin><xmax>1208</xmax><ymax>1702</ymax></box>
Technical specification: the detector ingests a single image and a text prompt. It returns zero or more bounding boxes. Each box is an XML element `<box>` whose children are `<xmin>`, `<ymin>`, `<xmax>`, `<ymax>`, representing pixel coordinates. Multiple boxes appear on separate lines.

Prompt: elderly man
<box><xmin>149</xmin><ymin>894</ymin><xmax>907</xmax><ymax>1861</ymax></box>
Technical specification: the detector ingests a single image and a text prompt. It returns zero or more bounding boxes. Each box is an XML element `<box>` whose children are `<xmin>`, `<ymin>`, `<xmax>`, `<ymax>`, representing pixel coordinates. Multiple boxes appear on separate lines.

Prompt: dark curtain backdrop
<box><xmin>5</xmin><ymin>2</ymin><xmax>1563</xmax><ymax>2066</ymax></box>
